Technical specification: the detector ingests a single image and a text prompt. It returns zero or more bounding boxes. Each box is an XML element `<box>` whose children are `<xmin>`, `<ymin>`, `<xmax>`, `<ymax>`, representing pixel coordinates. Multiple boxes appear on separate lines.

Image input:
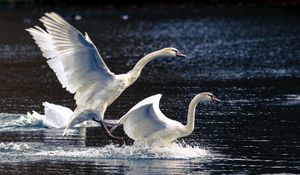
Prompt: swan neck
<box><xmin>131</xmin><ymin>51</ymin><xmax>160</xmax><ymax>74</ymax></box>
<box><xmin>184</xmin><ymin>95</ymin><xmax>201</xmax><ymax>136</ymax></box>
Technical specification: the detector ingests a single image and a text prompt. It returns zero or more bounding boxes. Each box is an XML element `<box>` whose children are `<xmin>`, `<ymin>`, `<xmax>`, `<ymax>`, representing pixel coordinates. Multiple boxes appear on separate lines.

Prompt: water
<box><xmin>1</xmin><ymin>5</ymin><xmax>300</xmax><ymax>174</ymax></box>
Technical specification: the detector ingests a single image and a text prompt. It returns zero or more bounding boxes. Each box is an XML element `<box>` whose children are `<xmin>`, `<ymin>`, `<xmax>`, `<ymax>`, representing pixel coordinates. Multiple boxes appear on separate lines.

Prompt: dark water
<box><xmin>0</xmin><ymin>6</ymin><xmax>300</xmax><ymax>174</ymax></box>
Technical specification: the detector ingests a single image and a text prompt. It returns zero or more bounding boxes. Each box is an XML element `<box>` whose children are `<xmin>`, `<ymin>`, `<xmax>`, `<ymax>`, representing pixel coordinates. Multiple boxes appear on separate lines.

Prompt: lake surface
<box><xmin>0</xmin><ymin>5</ymin><xmax>300</xmax><ymax>174</ymax></box>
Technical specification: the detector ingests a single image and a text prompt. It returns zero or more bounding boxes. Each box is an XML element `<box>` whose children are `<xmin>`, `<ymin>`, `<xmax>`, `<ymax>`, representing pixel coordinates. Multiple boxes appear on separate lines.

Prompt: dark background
<box><xmin>1</xmin><ymin>0</ymin><xmax>300</xmax><ymax>6</ymax></box>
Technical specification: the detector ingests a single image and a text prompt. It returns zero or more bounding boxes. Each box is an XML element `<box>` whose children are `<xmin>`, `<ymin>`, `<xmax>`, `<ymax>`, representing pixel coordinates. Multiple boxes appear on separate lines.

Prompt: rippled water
<box><xmin>0</xmin><ymin>6</ymin><xmax>300</xmax><ymax>174</ymax></box>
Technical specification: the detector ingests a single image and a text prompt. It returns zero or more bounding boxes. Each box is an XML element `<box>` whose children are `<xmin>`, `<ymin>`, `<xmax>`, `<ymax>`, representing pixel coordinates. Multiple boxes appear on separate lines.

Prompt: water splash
<box><xmin>0</xmin><ymin>113</ymin><xmax>44</xmax><ymax>129</ymax></box>
<box><xmin>281</xmin><ymin>94</ymin><xmax>300</xmax><ymax>106</ymax></box>
<box><xmin>0</xmin><ymin>142</ymin><xmax>209</xmax><ymax>161</ymax></box>
<box><xmin>0</xmin><ymin>142</ymin><xmax>31</xmax><ymax>152</ymax></box>
<box><xmin>0</xmin><ymin>112</ymin><xmax>99</xmax><ymax>129</ymax></box>
<box><xmin>35</xmin><ymin>142</ymin><xmax>210</xmax><ymax>160</ymax></box>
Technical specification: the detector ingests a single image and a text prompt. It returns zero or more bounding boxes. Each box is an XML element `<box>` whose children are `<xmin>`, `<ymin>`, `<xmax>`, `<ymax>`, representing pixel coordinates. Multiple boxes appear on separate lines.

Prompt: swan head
<box><xmin>158</xmin><ymin>47</ymin><xmax>186</xmax><ymax>58</ymax></box>
<box><xmin>197</xmin><ymin>92</ymin><xmax>221</xmax><ymax>103</ymax></box>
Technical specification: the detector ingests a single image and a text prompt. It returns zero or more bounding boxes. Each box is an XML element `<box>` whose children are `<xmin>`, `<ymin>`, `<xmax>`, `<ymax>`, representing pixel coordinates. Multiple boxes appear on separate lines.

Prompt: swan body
<box><xmin>26</xmin><ymin>12</ymin><xmax>186</xmax><ymax>137</ymax></box>
<box><xmin>118</xmin><ymin>92</ymin><xmax>221</xmax><ymax>146</ymax></box>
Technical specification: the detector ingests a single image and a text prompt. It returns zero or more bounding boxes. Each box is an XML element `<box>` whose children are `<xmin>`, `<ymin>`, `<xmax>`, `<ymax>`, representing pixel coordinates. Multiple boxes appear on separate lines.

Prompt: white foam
<box><xmin>0</xmin><ymin>142</ymin><xmax>31</xmax><ymax>152</ymax></box>
<box><xmin>0</xmin><ymin>113</ymin><xmax>44</xmax><ymax>129</ymax></box>
<box><xmin>285</xmin><ymin>94</ymin><xmax>300</xmax><ymax>100</ymax></box>
<box><xmin>35</xmin><ymin>142</ymin><xmax>210</xmax><ymax>160</ymax></box>
<box><xmin>281</xmin><ymin>94</ymin><xmax>300</xmax><ymax>105</ymax></box>
<box><xmin>0</xmin><ymin>112</ymin><xmax>99</xmax><ymax>129</ymax></box>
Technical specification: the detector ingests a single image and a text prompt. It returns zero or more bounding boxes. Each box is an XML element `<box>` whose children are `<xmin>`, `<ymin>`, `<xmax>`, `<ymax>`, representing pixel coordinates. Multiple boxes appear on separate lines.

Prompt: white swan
<box><xmin>116</xmin><ymin>92</ymin><xmax>221</xmax><ymax>146</ymax></box>
<box><xmin>26</xmin><ymin>12</ymin><xmax>186</xmax><ymax>140</ymax></box>
<box><xmin>28</xmin><ymin>102</ymin><xmax>119</xmax><ymax>129</ymax></box>
<box><xmin>28</xmin><ymin>102</ymin><xmax>73</xmax><ymax>128</ymax></box>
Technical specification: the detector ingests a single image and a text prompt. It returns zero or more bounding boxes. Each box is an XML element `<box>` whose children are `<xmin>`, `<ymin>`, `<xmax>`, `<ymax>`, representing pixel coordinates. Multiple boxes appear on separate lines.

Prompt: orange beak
<box><xmin>175</xmin><ymin>50</ymin><xmax>186</xmax><ymax>58</ymax></box>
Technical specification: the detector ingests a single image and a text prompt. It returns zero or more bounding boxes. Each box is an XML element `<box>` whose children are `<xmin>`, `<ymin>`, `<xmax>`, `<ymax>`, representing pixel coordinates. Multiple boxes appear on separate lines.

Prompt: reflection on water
<box><xmin>0</xmin><ymin>5</ymin><xmax>300</xmax><ymax>174</ymax></box>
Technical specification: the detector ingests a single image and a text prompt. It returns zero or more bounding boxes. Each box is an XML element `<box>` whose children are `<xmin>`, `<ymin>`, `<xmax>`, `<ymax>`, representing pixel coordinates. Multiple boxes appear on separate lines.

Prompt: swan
<box><xmin>26</xmin><ymin>12</ymin><xmax>186</xmax><ymax>141</ymax></box>
<box><xmin>115</xmin><ymin>92</ymin><xmax>221</xmax><ymax>146</ymax></box>
<box><xmin>28</xmin><ymin>102</ymin><xmax>73</xmax><ymax>128</ymax></box>
<box><xmin>28</xmin><ymin>102</ymin><xmax>119</xmax><ymax>129</ymax></box>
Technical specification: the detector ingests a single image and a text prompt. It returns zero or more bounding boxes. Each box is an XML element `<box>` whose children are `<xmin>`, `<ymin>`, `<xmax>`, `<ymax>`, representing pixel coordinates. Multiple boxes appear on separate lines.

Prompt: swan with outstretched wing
<box><xmin>26</xmin><ymin>12</ymin><xmax>186</xmax><ymax>141</ymax></box>
<box><xmin>117</xmin><ymin>92</ymin><xmax>221</xmax><ymax>146</ymax></box>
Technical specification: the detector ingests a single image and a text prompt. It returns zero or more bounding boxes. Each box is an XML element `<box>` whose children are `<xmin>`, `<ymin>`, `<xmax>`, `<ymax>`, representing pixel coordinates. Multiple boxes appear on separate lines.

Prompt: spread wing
<box><xmin>26</xmin><ymin>12</ymin><xmax>115</xmax><ymax>108</ymax></box>
<box><xmin>118</xmin><ymin>94</ymin><xmax>169</xmax><ymax>140</ymax></box>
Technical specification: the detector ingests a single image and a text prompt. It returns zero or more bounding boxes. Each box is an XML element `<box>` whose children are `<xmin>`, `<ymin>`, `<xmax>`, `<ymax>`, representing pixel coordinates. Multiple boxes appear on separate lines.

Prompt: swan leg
<box><xmin>99</xmin><ymin>120</ymin><xmax>124</xmax><ymax>143</ymax></box>
<box><xmin>109</xmin><ymin>124</ymin><xmax>121</xmax><ymax>133</ymax></box>
<box><xmin>92</xmin><ymin>118</ymin><xmax>119</xmax><ymax>129</ymax></box>
<box><xmin>92</xmin><ymin>117</ymin><xmax>124</xmax><ymax>143</ymax></box>
<box><xmin>102</xmin><ymin>120</ymin><xmax>119</xmax><ymax>128</ymax></box>
<box><xmin>92</xmin><ymin>117</ymin><xmax>101</xmax><ymax>123</ymax></box>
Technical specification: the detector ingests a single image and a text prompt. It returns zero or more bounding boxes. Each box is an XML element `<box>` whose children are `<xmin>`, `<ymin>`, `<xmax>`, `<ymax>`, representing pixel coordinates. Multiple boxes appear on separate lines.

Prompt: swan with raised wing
<box><xmin>115</xmin><ymin>92</ymin><xmax>221</xmax><ymax>146</ymax></box>
<box><xmin>26</xmin><ymin>12</ymin><xmax>186</xmax><ymax>141</ymax></box>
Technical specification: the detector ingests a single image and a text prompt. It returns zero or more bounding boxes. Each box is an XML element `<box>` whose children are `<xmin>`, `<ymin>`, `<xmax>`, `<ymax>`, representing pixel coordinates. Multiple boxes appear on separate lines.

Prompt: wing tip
<box><xmin>120</xmin><ymin>94</ymin><xmax>163</xmax><ymax>123</ymax></box>
<box><xmin>42</xmin><ymin>101</ymin><xmax>50</xmax><ymax>107</ymax></box>
<box><xmin>26</xmin><ymin>26</ymin><xmax>47</xmax><ymax>34</ymax></box>
<box><xmin>146</xmin><ymin>94</ymin><xmax>162</xmax><ymax>104</ymax></box>
<box><xmin>25</xmin><ymin>27</ymin><xmax>37</xmax><ymax>33</ymax></box>
<box><xmin>44</xmin><ymin>11</ymin><xmax>57</xmax><ymax>17</ymax></box>
<box><xmin>154</xmin><ymin>94</ymin><xmax>162</xmax><ymax>99</ymax></box>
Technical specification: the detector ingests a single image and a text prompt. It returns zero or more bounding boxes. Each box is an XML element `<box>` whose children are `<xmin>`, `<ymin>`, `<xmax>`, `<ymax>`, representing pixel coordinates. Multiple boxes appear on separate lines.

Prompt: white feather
<box><xmin>28</xmin><ymin>102</ymin><xmax>73</xmax><ymax>128</ymax></box>
<box><xmin>42</xmin><ymin>102</ymin><xmax>73</xmax><ymax>128</ymax></box>
<box><xmin>119</xmin><ymin>94</ymin><xmax>183</xmax><ymax>142</ymax></box>
<box><xmin>26</xmin><ymin>26</ymin><xmax>71</xmax><ymax>90</ymax></box>
<box><xmin>26</xmin><ymin>12</ymin><xmax>115</xmax><ymax>110</ymax></box>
